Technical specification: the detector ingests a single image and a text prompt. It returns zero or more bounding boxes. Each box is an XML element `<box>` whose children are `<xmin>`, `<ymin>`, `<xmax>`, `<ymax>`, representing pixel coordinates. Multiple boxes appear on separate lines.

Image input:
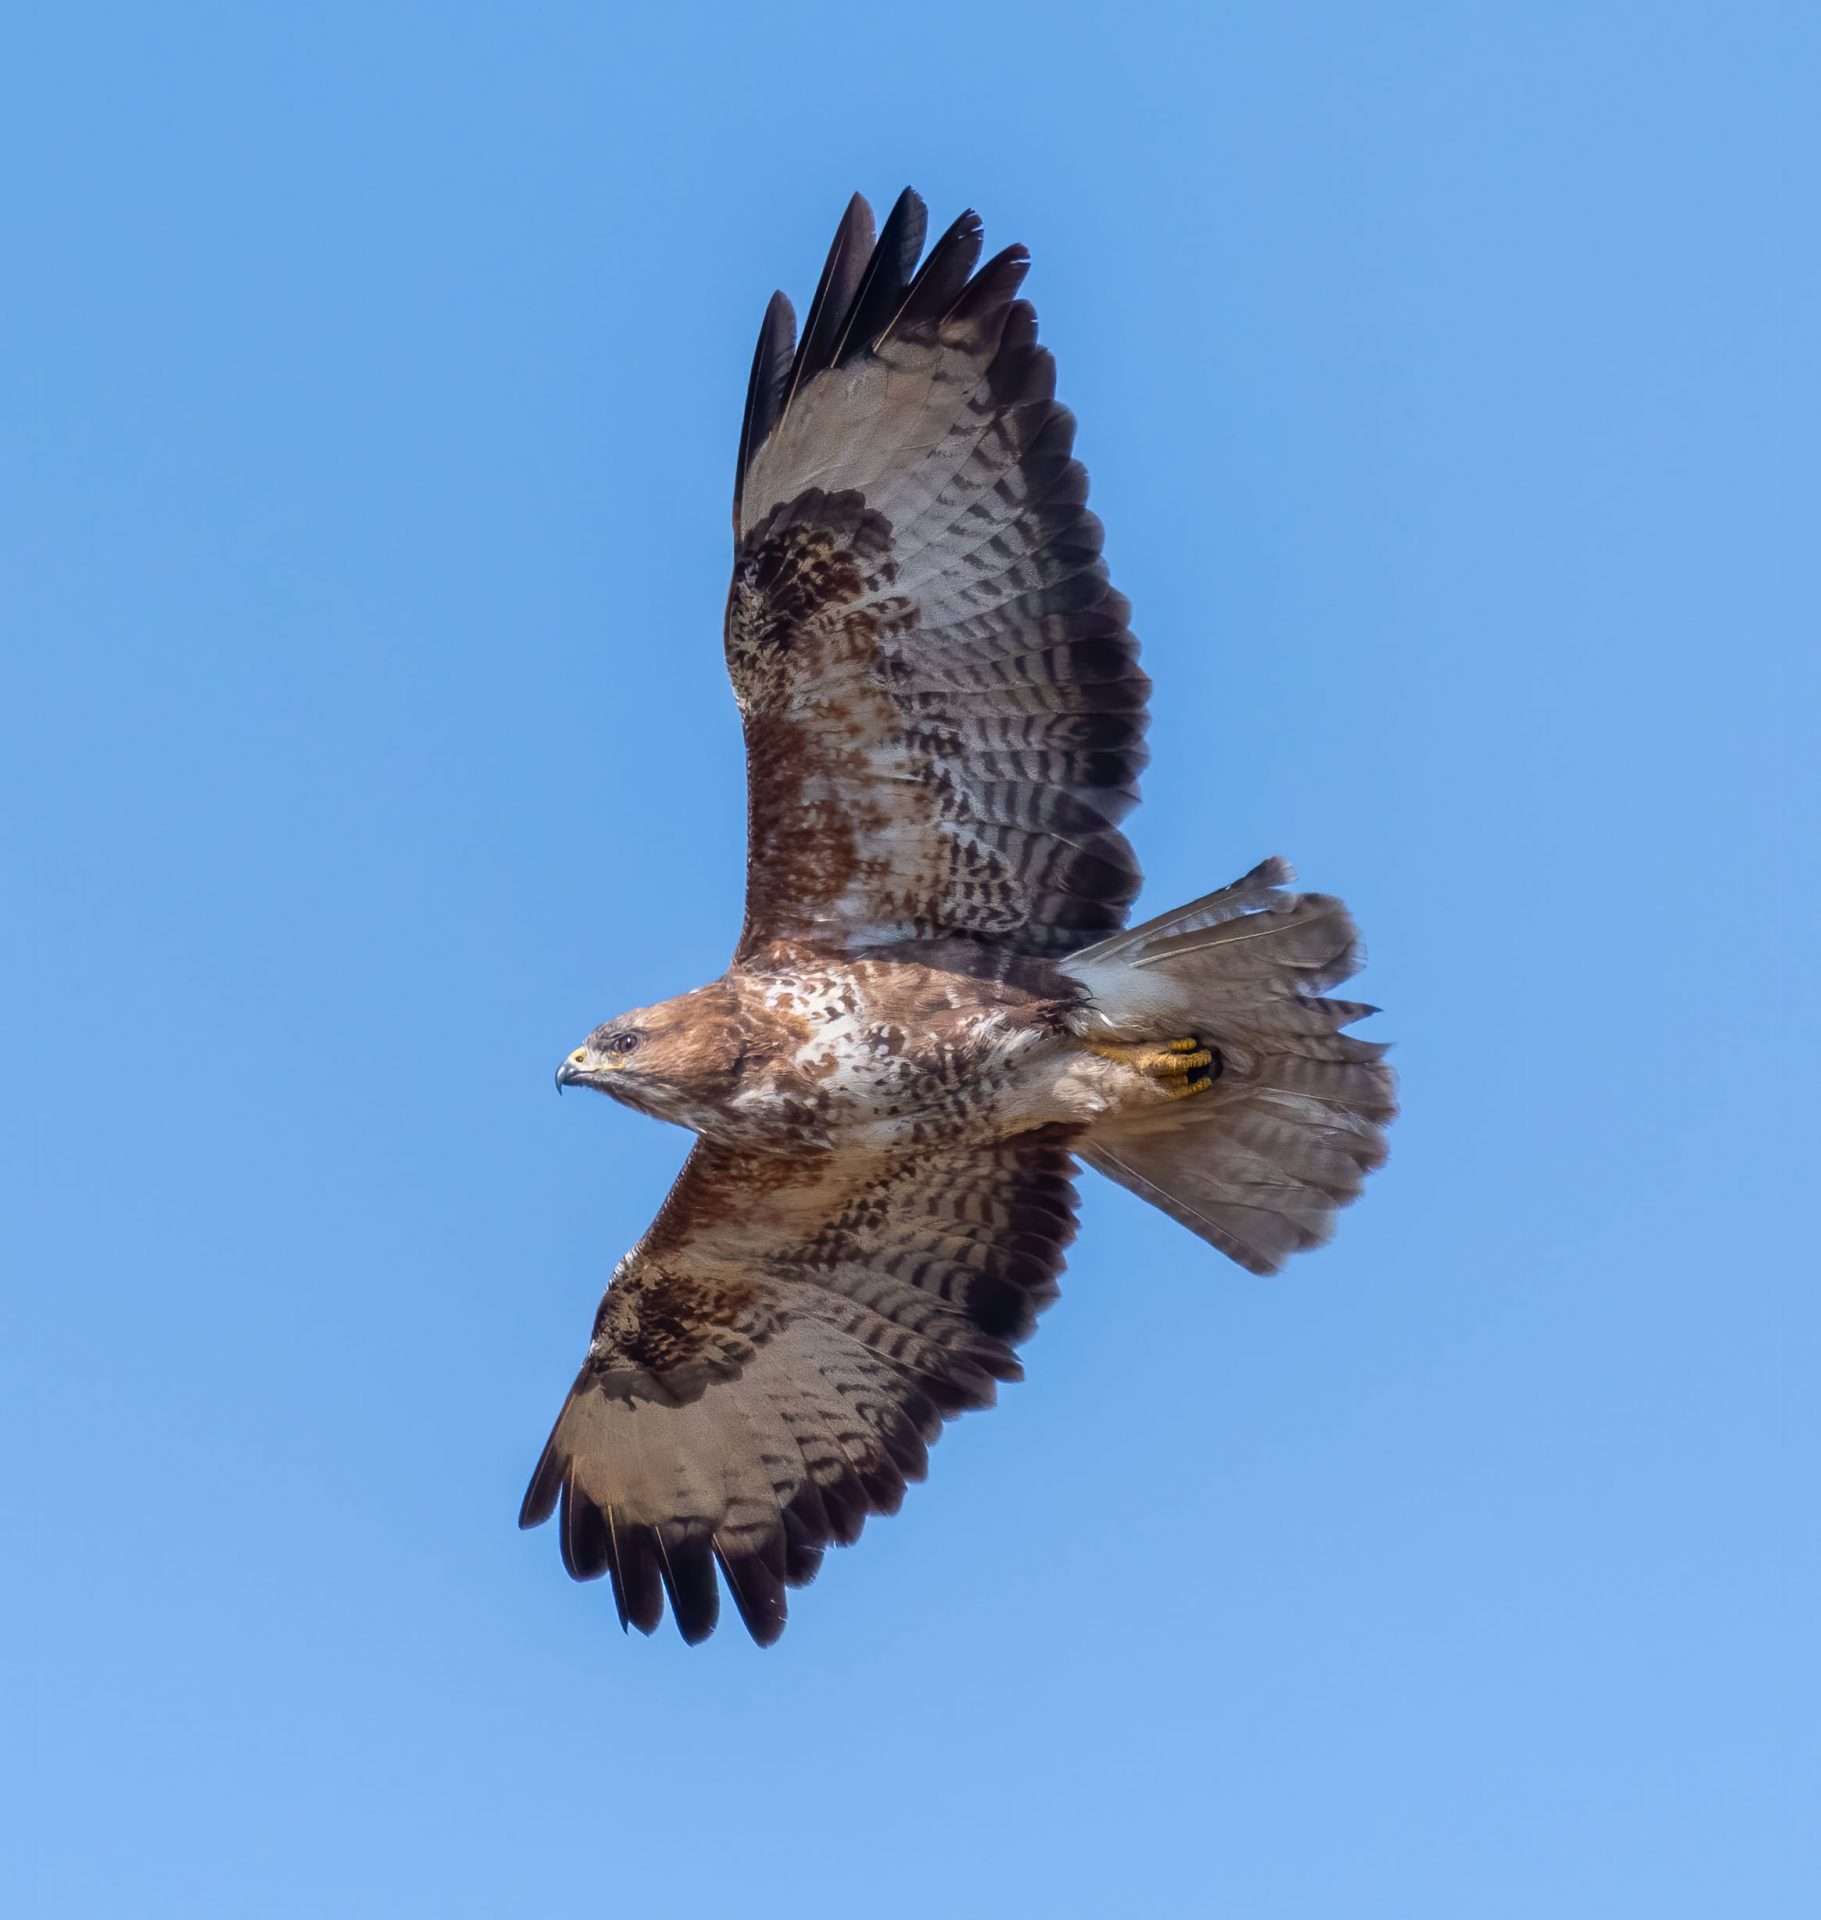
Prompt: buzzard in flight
<box><xmin>523</xmin><ymin>190</ymin><xmax>1394</xmax><ymax>1645</ymax></box>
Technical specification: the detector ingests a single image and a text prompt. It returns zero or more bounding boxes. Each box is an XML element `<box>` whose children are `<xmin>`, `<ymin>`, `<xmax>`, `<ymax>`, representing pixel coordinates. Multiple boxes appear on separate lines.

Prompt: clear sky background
<box><xmin>5</xmin><ymin>4</ymin><xmax>1815</xmax><ymax>1915</ymax></box>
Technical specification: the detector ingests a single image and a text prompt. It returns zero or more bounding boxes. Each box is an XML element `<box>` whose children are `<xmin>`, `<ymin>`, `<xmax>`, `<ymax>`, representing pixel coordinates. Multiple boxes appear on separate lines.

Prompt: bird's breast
<box><xmin>701</xmin><ymin>960</ymin><xmax>1059</xmax><ymax>1154</ymax></box>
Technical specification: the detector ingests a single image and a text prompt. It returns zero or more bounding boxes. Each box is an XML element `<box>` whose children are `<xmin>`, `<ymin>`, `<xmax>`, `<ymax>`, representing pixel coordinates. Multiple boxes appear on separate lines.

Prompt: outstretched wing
<box><xmin>727</xmin><ymin>189</ymin><xmax>1151</xmax><ymax>963</ymax></box>
<box><xmin>519</xmin><ymin>1129</ymin><xmax>1080</xmax><ymax>1645</ymax></box>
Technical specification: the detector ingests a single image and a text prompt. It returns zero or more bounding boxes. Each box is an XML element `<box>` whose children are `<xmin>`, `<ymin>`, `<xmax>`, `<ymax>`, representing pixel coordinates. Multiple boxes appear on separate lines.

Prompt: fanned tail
<box><xmin>1069</xmin><ymin>858</ymin><xmax>1395</xmax><ymax>1274</ymax></box>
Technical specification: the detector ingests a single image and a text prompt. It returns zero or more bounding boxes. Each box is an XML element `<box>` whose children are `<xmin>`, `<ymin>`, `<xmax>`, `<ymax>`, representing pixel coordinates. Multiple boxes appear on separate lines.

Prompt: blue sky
<box><xmin>5</xmin><ymin>3</ymin><xmax>1815</xmax><ymax>1914</ymax></box>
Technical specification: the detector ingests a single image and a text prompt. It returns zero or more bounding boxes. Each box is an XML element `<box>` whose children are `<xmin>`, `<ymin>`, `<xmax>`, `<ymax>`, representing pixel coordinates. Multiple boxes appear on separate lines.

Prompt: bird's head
<box><xmin>554</xmin><ymin>983</ymin><xmax>745</xmax><ymax>1126</ymax></box>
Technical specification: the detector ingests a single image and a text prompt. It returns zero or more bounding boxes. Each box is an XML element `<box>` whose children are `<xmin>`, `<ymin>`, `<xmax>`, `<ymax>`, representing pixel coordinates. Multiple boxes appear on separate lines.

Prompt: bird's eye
<box><xmin>610</xmin><ymin>1032</ymin><xmax>641</xmax><ymax>1055</ymax></box>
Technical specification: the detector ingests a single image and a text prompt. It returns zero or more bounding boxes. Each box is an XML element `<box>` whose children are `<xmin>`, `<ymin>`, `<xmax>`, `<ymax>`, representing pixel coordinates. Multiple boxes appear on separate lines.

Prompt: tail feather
<box><xmin>1072</xmin><ymin>857</ymin><xmax>1394</xmax><ymax>1274</ymax></box>
<box><xmin>1071</xmin><ymin>856</ymin><xmax>1294</xmax><ymax>964</ymax></box>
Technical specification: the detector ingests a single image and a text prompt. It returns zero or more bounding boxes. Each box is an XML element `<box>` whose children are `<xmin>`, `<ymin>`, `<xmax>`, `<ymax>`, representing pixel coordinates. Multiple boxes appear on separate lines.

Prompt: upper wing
<box><xmin>519</xmin><ymin>1128</ymin><xmax>1080</xmax><ymax>1645</ymax></box>
<box><xmin>726</xmin><ymin>190</ymin><xmax>1151</xmax><ymax>962</ymax></box>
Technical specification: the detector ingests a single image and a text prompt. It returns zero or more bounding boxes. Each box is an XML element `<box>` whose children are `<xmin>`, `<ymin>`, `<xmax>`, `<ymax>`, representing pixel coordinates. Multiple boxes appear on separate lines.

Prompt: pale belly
<box><xmin>711</xmin><ymin>964</ymin><xmax>1136</xmax><ymax>1155</ymax></box>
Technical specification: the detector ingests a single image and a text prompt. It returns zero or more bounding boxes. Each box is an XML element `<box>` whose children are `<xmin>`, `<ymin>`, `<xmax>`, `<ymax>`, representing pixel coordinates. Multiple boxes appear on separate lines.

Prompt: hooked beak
<box><xmin>554</xmin><ymin>1049</ymin><xmax>588</xmax><ymax>1093</ymax></box>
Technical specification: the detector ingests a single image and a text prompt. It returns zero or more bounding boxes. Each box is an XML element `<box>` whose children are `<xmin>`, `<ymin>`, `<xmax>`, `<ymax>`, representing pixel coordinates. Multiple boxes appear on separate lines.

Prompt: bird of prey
<box><xmin>523</xmin><ymin>189</ymin><xmax>1394</xmax><ymax>1646</ymax></box>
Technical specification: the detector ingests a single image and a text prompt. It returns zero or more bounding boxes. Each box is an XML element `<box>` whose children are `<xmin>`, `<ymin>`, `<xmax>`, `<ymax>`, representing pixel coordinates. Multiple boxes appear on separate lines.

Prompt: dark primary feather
<box><xmin>519</xmin><ymin>1130</ymin><xmax>1080</xmax><ymax>1646</ymax></box>
<box><xmin>883</xmin><ymin>206</ymin><xmax>984</xmax><ymax>341</ymax></box>
<box><xmin>732</xmin><ymin>291</ymin><xmax>796</xmax><ymax>533</ymax></box>
<box><xmin>778</xmin><ymin>193</ymin><xmax>874</xmax><ymax>428</ymax></box>
<box><xmin>726</xmin><ymin>190</ymin><xmax>1151</xmax><ymax>962</ymax></box>
<box><xmin>828</xmin><ymin>186</ymin><xmax>928</xmax><ymax>371</ymax></box>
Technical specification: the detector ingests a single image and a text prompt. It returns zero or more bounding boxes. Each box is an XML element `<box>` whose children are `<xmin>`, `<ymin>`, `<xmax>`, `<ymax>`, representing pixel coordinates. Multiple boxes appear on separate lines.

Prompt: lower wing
<box><xmin>520</xmin><ymin>1128</ymin><xmax>1079</xmax><ymax>1645</ymax></box>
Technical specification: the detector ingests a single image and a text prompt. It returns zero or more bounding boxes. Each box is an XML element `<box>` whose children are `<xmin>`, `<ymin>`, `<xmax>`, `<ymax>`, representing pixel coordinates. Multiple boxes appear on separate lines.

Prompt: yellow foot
<box><xmin>1086</xmin><ymin>1035</ymin><xmax>1219</xmax><ymax>1098</ymax></box>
